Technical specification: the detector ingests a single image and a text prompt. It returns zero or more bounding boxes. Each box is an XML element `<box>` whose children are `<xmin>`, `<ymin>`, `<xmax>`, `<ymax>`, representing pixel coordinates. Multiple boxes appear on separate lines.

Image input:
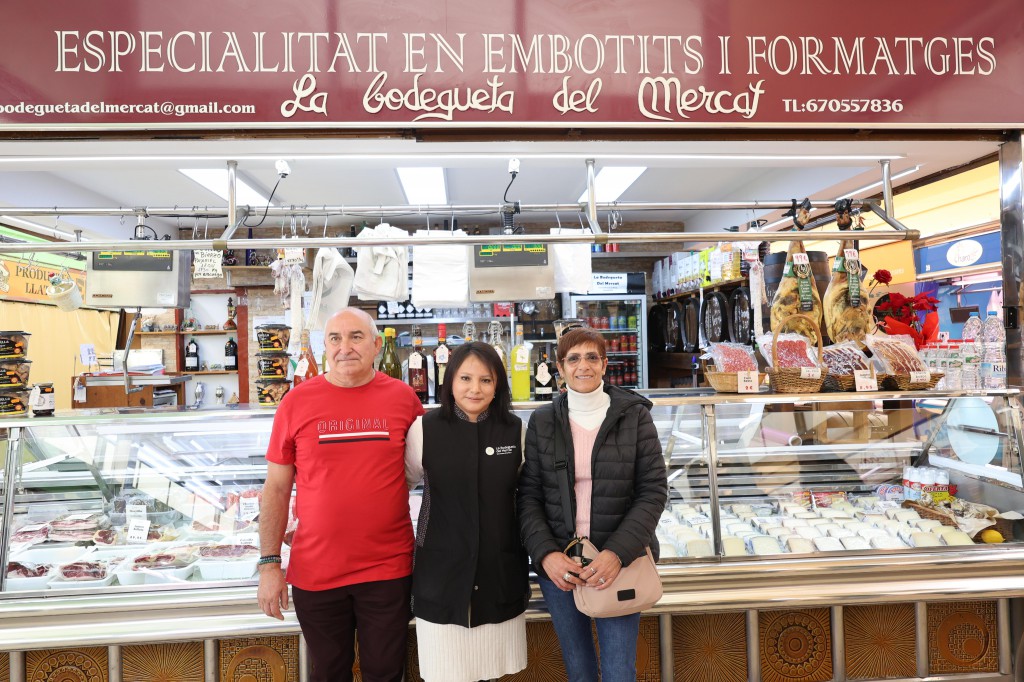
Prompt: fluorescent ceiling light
<box><xmin>0</xmin><ymin>215</ymin><xmax>84</xmax><ymax>241</ymax></box>
<box><xmin>396</xmin><ymin>167</ymin><xmax>448</xmax><ymax>205</ymax></box>
<box><xmin>579</xmin><ymin>167</ymin><xmax>646</xmax><ymax>203</ymax></box>
<box><xmin>0</xmin><ymin>153</ymin><xmax>908</xmax><ymax>164</ymax></box>
<box><xmin>179</xmin><ymin>169</ymin><xmax>271</xmax><ymax>207</ymax></box>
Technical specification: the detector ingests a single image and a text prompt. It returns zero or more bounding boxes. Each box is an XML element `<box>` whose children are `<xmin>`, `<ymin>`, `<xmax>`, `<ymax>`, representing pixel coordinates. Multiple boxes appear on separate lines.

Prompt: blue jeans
<box><xmin>538</xmin><ymin>577</ymin><xmax>641</xmax><ymax>682</ymax></box>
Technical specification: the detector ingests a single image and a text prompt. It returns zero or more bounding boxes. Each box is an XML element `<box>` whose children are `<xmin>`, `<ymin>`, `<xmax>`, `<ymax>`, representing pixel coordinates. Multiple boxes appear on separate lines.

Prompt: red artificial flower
<box><xmin>871</xmin><ymin>269</ymin><xmax>893</xmax><ymax>285</ymax></box>
<box><xmin>911</xmin><ymin>293</ymin><xmax>939</xmax><ymax>312</ymax></box>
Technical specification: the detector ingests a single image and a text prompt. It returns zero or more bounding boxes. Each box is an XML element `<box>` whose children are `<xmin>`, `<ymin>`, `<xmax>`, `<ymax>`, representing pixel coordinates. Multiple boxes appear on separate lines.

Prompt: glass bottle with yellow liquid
<box><xmin>511</xmin><ymin>327</ymin><xmax>532</xmax><ymax>401</ymax></box>
<box><xmin>379</xmin><ymin>327</ymin><xmax>403</xmax><ymax>380</ymax></box>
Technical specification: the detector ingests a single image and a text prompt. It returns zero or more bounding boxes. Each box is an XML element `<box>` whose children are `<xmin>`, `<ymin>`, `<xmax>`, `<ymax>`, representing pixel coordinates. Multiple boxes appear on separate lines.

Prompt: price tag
<box><xmin>743</xmin><ymin>249</ymin><xmax>758</xmax><ymax>262</ymax></box>
<box><xmin>844</xmin><ymin>248</ymin><xmax>859</xmax><ymax>261</ymax></box>
<box><xmin>281</xmin><ymin>247</ymin><xmax>305</xmax><ymax>265</ymax></box>
<box><xmin>516</xmin><ymin>346</ymin><xmax>529</xmax><ymax>364</ymax></box>
<box><xmin>386</xmin><ymin>301</ymin><xmax>402</xmax><ymax>315</ymax></box>
<box><xmin>126</xmin><ymin>518</ymin><xmax>152</xmax><ymax>544</ymax></box>
<box><xmin>408</xmin><ymin>353</ymin><xmax>423</xmax><ymax>370</ymax></box>
<box><xmin>17</xmin><ymin>523</ymin><xmax>46</xmax><ymax>533</ymax></box>
<box><xmin>126</xmin><ymin>503</ymin><xmax>148</xmax><ymax>521</ymax></box>
<box><xmin>65</xmin><ymin>512</ymin><xmax>96</xmax><ymax>522</ymax></box>
<box><xmin>73</xmin><ymin>377</ymin><xmax>86</xmax><ymax>403</ymax></box>
<box><xmin>909</xmin><ymin>371</ymin><xmax>930</xmax><ymax>384</ymax></box>
<box><xmin>435</xmin><ymin>346</ymin><xmax>449</xmax><ymax>363</ymax></box>
<box><xmin>233</xmin><ymin>533</ymin><xmax>259</xmax><ymax>547</ymax></box>
<box><xmin>937</xmin><ymin>331</ymin><xmax>950</xmax><ymax>342</ymax></box>
<box><xmin>799</xmin><ymin>367</ymin><xmax>822</xmax><ymax>380</ymax></box>
<box><xmin>737</xmin><ymin>371</ymin><xmax>758</xmax><ymax>393</ymax></box>
<box><xmin>854</xmin><ymin>369</ymin><xmax>878</xmax><ymax>391</ymax></box>
<box><xmin>294</xmin><ymin>358</ymin><xmax>309</xmax><ymax>376</ymax></box>
<box><xmin>192</xmin><ymin>250</ymin><xmax>224</xmax><ymax>279</ymax></box>
<box><xmin>792</xmin><ymin>252</ymin><xmax>809</xmax><ymax>265</ymax></box>
<box><xmin>239</xmin><ymin>496</ymin><xmax>261</xmax><ymax>521</ymax></box>
<box><xmin>79</xmin><ymin>343</ymin><xmax>97</xmax><ymax>367</ymax></box>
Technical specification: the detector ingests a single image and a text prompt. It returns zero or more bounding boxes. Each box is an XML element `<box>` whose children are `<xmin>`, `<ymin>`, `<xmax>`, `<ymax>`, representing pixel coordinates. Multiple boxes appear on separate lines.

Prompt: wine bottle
<box><xmin>433</xmin><ymin>323</ymin><xmax>450</xmax><ymax>402</ymax></box>
<box><xmin>184</xmin><ymin>337</ymin><xmax>200</xmax><ymax>371</ymax></box>
<box><xmin>533</xmin><ymin>352</ymin><xmax>554</xmax><ymax>401</ymax></box>
<box><xmin>408</xmin><ymin>325</ymin><xmax>428</xmax><ymax>404</ymax></box>
<box><xmin>489</xmin><ymin>321</ymin><xmax>508</xmax><ymax>371</ymax></box>
<box><xmin>379</xmin><ymin>327</ymin><xmax>403</xmax><ymax>380</ymax></box>
<box><xmin>293</xmin><ymin>329</ymin><xmax>320</xmax><ymax>387</ymax></box>
<box><xmin>510</xmin><ymin>327</ymin><xmax>531</xmax><ymax>401</ymax></box>
<box><xmin>224</xmin><ymin>336</ymin><xmax>238</xmax><ymax>371</ymax></box>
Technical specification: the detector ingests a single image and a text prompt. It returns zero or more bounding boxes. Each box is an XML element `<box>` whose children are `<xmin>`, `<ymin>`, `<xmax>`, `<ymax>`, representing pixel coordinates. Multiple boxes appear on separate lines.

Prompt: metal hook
<box><xmin>322</xmin><ymin>213</ymin><xmax>330</xmax><ymax>238</ymax></box>
<box><xmin>204</xmin><ymin>216</ymin><xmax>209</xmax><ymax>239</ymax></box>
<box><xmin>554</xmin><ymin>206</ymin><xmax>562</xmax><ymax>231</ymax></box>
<box><xmin>290</xmin><ymin>215</ymin><xmax>297</xmax><ymax>238</ymax></box>
<box><xmin>280</xmin><ymin>217</ymin><xmax>286</xmax><ymax>239</ymax></box>
<box><xmin>119</xmin><ymin>214</ymin><xmax>126</xmax><ymax>227</ymax></box>
<box><xmin>379</xmin><ymin>206</ymin><xmax>385</xmax><ymax>226</ymax></box>
<box><xmin>192</xmin><ymin>216</ymin><xmax>199</xmax><ymax>240</ymax></box>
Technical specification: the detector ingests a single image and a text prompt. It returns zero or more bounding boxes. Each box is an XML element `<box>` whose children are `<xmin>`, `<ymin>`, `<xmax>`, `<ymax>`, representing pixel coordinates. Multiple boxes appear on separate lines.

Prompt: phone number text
<box><xmin>782</xmin><ymin>98</ymin><xmax>904</xmax><ymax>114</ymax></box>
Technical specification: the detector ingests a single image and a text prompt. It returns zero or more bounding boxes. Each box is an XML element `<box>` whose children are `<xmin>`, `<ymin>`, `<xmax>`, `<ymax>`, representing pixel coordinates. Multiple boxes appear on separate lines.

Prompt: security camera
<box><xmin>275</xmin><ymin>160</ymin><xmax>291</xmax><ymax>178</ymax></box>
<box><xmin>508</xmin><ymin>158</ymin><xmax>520</xmax><ymax>175</ymax></box>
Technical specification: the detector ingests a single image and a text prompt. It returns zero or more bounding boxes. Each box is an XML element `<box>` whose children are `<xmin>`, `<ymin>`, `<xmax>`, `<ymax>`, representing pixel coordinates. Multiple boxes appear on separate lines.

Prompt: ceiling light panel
<box><xmin>396</xmin><ymin>167</ymin><xmax>448</xmax><ymax>205</ymax></box>
<box><xmin>179</xmin><ymin>169</ymin><xmax>271</xmax><ymax>207</ymax></box>
<box><xmin>579</xmin><ymin>167</ymin><xmax>646</xmax><ymax>203</ymax></box>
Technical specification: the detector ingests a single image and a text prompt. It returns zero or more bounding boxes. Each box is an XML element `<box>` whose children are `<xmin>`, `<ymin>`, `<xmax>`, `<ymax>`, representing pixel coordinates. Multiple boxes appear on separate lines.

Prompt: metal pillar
<box><xmin>999</xmin><ymin>132</ymin><xmax>1024</xmax><ymax>386</ymax></box>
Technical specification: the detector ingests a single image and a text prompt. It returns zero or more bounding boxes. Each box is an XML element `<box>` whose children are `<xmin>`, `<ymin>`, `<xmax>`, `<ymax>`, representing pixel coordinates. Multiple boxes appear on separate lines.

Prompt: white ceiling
<box><xmin>0</xmin><ymin>136</ymin><xmax>999</xmax><ymax>242</ymax></box>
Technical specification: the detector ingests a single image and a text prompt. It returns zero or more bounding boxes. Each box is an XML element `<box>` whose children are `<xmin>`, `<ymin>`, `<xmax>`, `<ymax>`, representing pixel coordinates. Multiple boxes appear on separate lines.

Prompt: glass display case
<box><xmin>0</xmin><ymin>390</ymin><xmax>1022</xmax><ymax>656</ymax></box>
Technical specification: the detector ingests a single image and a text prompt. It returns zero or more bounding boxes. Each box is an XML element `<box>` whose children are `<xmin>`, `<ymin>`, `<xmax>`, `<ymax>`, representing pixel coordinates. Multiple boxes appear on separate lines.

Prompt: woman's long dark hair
<box><xmin>439</xmin><ymin>341</ymin><xmax>516</xmax><ymax>424</ymax></box>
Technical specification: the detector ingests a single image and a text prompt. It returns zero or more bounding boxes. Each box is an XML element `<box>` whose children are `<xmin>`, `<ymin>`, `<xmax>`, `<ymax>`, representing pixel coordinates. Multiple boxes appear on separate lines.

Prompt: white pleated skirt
<box><xmin>415</xmin><ymin>614</ymin><xmax>527</xmax><ymax>682</ymax></box>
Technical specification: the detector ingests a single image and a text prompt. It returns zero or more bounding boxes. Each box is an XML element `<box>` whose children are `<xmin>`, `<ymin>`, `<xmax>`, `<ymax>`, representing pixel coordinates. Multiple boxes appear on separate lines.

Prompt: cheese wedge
<box><xmin>795</xmin><ymin>526</ymin><xmax>823</xmax><ymax>539</ymax></box>
<box><xmin>841</xmin><ymin>536</ymin><xmax>870</xmax><ymax>550</ymax></box>
<box><xmin>869</xmin><ymin>535</ymin><xmax>906</xmax><ymax>550</ymax></box>
<box><xmin>685</xmin><ymin>539</ymin><xmax>715</xmax><ymax>557</ymax></box>
<box><xmin>722</xmin><ymin>536</ymin><xmax>748</xmax><ymax>556</ymax></box>
<box><xmin>812</xmin><ymin>537</ymin><xmax>844</xmax><ymax>552</ymax></box>
<box><xmin>913</xmin><ymin>519</ymin><xmax>943</xmax><ymax>532</ymax></box>
<box><xmin>910</xmin><ymin>532</ymin><xmax>941</xmax><ymax>547</ymax></box>
<box><xmin>786</xmin><ymin>537</ymin><xmax>815</xmax><ymax>553</ymax></box>
<box><xmin>941</xmin><ymin>530</ymin><xmax>975</xmax><ymax>546</ymax></box>
<box><xmin>747</xmin><ymin>536</ymin><xmax>784</xmax><ymax>555</ymax></box>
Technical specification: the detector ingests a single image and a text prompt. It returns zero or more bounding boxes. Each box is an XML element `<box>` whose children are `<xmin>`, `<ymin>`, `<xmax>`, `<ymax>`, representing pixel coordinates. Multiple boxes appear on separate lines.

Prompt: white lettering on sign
<box><xmin>363</xmin><ymin>72</ymin><xmax>515</xmax><ymax>122</ymax></box>
<box><xmin>945</xmin><ymin>239</ymin><xmax>984</xmax><ymax>268</ymax></box>
<box><xmin>638</xmin><ymin>77</ymin><xmax>765</xmax><ymax>121</ymax></box>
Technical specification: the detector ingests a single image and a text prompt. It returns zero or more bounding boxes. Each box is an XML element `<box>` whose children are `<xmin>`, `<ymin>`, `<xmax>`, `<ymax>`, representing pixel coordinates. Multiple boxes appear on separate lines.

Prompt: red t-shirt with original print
<box><xmin>266</xmin><ymin>372</ymin><xmax>424</xmax><ymax>591</ymax></box>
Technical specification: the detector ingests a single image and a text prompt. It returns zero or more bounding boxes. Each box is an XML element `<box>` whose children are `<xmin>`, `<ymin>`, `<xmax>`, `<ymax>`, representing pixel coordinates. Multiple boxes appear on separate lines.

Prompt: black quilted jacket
<box><xmin>517</xmin><ymin>385</ymin><xmax>667</xmax><ymax>579</ymax></box>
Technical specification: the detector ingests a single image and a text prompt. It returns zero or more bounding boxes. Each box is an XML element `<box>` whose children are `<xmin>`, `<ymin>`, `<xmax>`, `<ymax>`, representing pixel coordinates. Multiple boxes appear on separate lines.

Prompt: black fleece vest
<box><xmin>412</xmin><ymin>409</ymin><xmax>529</xmax><ymax>627</ymax></box>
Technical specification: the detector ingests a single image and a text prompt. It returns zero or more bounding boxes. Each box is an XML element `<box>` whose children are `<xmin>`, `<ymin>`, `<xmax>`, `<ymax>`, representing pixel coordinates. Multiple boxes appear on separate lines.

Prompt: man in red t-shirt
<box><xmin>258</xmin><ymin>307</ymin><xmax>424</xmax><ymax>682</ymax></box>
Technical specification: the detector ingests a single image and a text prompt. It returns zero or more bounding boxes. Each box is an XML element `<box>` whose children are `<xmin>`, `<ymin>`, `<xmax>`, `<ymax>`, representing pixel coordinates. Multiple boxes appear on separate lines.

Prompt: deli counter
<box><xmin>0</xmin><ymin>390</ymin><xmax>1023</xmax><ymax>682</ymax></box>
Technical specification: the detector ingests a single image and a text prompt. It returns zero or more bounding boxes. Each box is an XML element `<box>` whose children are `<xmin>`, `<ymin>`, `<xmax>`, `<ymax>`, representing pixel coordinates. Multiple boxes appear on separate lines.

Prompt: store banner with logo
<box><xmin>0</xmin><ymin>0</ymin><xmax>1020</xmax><ymax>128</ymax></box>
<box><xmin>0</xmin><ymin>258</ymin><xmax>87</xmax><ymax>306</ymax></box>
<box><xmin>915</xmin><ymin>232</ymin><xmax>1001</xmax><ymax>274</ymax></box>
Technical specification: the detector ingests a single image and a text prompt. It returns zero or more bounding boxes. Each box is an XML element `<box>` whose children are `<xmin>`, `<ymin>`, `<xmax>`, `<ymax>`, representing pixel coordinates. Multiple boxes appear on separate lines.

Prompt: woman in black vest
<box><xmin>405</xmin><ymin>342</ymin><xmax>529</xmax><ymax>681</ymax></box>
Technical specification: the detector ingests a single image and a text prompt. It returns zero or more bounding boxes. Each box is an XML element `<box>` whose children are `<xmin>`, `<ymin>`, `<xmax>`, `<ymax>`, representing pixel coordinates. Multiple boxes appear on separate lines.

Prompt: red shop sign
<box><xmin>0</xmin><ymin>0</ymin><xmax>1021</xmax><ymax>129</ymax></box>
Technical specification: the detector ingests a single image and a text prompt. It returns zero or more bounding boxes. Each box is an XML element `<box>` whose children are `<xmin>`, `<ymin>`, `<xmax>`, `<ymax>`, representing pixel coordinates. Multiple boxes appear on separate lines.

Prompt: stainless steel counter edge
<box><xmin>0</xmin><ymin>387</ymin><xmax>1016</xmax><ymax>427</ymax></box>
<box><xmin>1</xmin><ymin>548</ymin><xmax>1023</xmax><ymax>650</ymax></box>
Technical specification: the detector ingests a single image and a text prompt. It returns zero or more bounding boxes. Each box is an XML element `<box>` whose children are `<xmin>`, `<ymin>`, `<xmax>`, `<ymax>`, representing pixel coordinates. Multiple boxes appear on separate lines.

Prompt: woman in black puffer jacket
<box><xmin>517</xmin><ymin>328</ymin><xmax>667</xmax><ymax>682</ymax></box>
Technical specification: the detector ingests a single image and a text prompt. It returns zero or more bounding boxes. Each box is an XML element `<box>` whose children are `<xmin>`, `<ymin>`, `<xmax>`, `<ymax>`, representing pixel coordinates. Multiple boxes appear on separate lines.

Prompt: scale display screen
<box><xmin>91</xmin><ymin>250</ymin><xmax>174</xmax><ymax>272</ymax></box>
<box><xmin>474</xmin><ymin>244</ymin><xmax>548</xmax><ymax>267</ymax></box>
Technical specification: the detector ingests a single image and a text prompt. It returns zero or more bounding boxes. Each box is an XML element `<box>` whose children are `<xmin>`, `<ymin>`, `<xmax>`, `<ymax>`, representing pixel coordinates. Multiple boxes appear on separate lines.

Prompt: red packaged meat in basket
<box><xmin>706</xmin><ymin>343</ymin><xmax>757</xmax><ymax>373</ymax></box>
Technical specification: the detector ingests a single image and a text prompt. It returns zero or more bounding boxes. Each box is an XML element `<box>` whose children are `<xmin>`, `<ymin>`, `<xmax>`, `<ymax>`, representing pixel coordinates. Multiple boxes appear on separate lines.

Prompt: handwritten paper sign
<box><xmin>193</xmin><ymin>250</ymin><xmax>224</xmax><ymax>279</ymax></box>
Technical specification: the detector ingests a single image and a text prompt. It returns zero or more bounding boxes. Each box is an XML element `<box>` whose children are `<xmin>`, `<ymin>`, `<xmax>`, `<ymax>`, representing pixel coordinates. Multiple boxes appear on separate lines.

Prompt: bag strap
<box><xmin>553</xmin><ymin>413</ymin><xmax>578</xmax><ymax>543</ymax></box>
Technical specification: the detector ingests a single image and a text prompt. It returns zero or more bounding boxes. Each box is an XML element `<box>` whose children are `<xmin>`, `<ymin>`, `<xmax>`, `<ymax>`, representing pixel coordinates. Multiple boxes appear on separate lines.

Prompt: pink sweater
<box><xmin>566</xmin><ymin>383</ymin><xmax>610</xmax><ymax>539</ymax></box>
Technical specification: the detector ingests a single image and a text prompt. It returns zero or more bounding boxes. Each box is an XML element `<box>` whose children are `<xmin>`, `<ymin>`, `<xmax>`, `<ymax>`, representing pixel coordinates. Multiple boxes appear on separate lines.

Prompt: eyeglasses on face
<box><xmin>563</xmin><ymin>352</ymin><xmax>604</xmax><ymax>365</ymax></box>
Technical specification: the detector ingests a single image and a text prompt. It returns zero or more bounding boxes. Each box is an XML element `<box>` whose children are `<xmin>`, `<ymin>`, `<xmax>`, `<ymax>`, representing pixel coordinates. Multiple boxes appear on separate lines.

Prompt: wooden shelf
<box><xmin>655</xmin><ymin>277</ymin><xmax>749</xmax><ymax>302</ymax></box>
<box><xmin>188</xmin><ymin>370</ymin><xmax>238</xmax><ymax>375</ymax></box>
<box><xmin>138</xmin><ymin>331</ymin><xmax>177</xmax><ymax>336</ymax></box>
<box><xmin>181</xmin><ymin>329</ymin><xmax>237</xmax><ymax>335</ymax></box>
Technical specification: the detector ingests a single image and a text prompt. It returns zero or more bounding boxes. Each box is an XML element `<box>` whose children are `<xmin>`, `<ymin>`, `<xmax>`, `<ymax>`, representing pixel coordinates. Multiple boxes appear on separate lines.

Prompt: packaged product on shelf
<box><xmin>822</xmin><ymin>212</ymin><xmax>872</xmax><ymax>343</ymax></box>
<box><xmin>769</xmin><ymin>240</ymin><xmax>824</xmax><ymax>344</ymax></box>
<box><xmin>820</xmin><ymin>342</ymin><xmax>872</xmax><ymax>377</ymax></box>
<box><xmin>0</xmin><ymin>331</ymin><xmax>30</xmax><ymax>359</ymax></box>
<box><xmin>758</xmin><ymin>332</ymin><xmax>819</xmax><ymax>369</ymax></box>
<box><xmin>705</xmin><ymin>343</ymin><xmax>758</xmax><ymax>373</ymax></box>
<box><xmin>864</xmin><ymin>334</ymin><xmax>928</xmax><ymax>374</ymax></box>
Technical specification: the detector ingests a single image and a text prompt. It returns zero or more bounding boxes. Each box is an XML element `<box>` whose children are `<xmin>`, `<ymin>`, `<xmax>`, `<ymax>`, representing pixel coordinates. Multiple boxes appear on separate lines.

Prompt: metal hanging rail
<box><xmin>0</xmin><ymin>228</ymin><xmax>918</xmax><ymax>256</ymax></box>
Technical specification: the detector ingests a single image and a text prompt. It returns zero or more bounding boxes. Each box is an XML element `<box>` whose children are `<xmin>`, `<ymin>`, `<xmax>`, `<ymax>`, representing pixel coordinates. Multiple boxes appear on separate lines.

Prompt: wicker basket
<box><xmin>703</xmin><ymin>360</ymin><xmax>766</xmax><ymax>394</ymax></box>
<box><xmin>766</xmin><ymin>313</ymin><xmax>828</xmax><ymax>393</ymax></box>
<box><xmin>882</xmin><ymin>372</ymin><xmax>944</xmax><ymax>391</ymax></box>
<box><xmin>901</xmin><ymin>500</ymin><xmax>957</xmax><ymax>527</ymax></box>
<box><xmin>828</xmin><ymin>367</ymin><xmax>881</xmax><ymax>392</ymax></box>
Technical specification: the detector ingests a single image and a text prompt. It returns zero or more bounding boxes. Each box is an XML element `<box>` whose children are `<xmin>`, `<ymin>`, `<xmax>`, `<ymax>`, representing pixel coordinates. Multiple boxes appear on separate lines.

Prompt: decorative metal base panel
<box><xmin>927</xmin><ymin>600</ymin><xmax>999</xmax><ymax>675</ymax></box>
<box><xmin>1</xmin><ymin>652</ymin><xmax>8</xmax><ymax>682</ymax></box>
<box><xmin>634</xmin><ymin>616</ymin><xmax>661</xmax><ymax>681</ymax></box>
<box><xmin>673</xmin><ymin>612</ymin><xmax>747</xmax><ymax>682</ymax></box>
<box><xmin>405</xmin><ymin>627</ymin><xmax>422</xmax><ymax>682</ymax></box>
<box><xmin>219</xmin><ymin>636</ymin><xmax>300</xmax><ymax>682</ymax></box>
<box><xmin>26</xmin><ymin>648</ymin><xmax>108</xmax><ymax>682</ymax></box>
<box><xmin>844</xmin><ymin>603</ymin><xmax>917</xmax><ymax>680</ymax></box>
<box><xmin>502</xmin><ymin>621</ymin><xmax>566</xmax><ymax>682</ymax></box>
<box><xmin>759</xmin><ymin>608</ymin><xmax>833</xmax><ymax>682</ymax></box>
<box><xmin>122</xmin><ymin>642</ymin><xmax>204</xmax><ymax>682</ymax></box>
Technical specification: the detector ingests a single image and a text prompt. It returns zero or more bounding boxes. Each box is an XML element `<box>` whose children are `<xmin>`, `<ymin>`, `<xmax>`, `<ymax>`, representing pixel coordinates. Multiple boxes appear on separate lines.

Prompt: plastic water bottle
<box><xmin>959</xmin><ymin>339</ymin><xmax>980</xmax><ymax>390</ymax></box>
<box><xmin>980</xmin><ymin>310</ymin><xmax>1006</xmax><ymax>389</ymax></box>
<box><xmin>961</xmin><ymin>311</ymin><xmax>983</xmax><ymax>341</ymax></box>
<box><xmin>945</xmin><ymin>345</ymin><xmax>962</xmax><ymax>390</ymax></box>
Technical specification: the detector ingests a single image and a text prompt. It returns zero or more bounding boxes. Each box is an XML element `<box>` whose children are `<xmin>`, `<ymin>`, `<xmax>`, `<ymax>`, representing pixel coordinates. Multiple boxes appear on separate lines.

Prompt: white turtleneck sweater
<box><xmin>567</xmin><ymin>383</ymin><xmax>611</xmax><ymax>538</ymax></box>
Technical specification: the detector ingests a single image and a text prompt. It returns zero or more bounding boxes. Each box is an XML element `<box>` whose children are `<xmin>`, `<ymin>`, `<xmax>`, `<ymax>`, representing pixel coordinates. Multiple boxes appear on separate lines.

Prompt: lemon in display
<box><xmin>979</xmin><ymin>529</ymin><xmax>1004</xmax><ymax>543</ymax></box>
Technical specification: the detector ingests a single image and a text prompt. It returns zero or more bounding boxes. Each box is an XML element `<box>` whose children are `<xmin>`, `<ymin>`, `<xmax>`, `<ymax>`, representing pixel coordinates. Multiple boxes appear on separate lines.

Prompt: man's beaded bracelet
<box><xmin>257</xmin><ymin>555</ymin><xmax>282</xmax><ymax>566</ymax></box>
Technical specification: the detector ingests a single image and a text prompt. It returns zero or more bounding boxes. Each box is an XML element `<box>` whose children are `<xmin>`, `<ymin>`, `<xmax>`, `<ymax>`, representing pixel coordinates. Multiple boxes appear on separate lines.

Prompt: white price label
<box><xmin>79</xmin><ymin>343</ymin><xmax>97</xmax><ymax>367</ymax></box>
<box><xmin>435</xmin><ymin>346</ymin><xmax>449</xmax><ymax>363</ymax></box>
<box><xmin>126</xmin><ymin>503</ymin><xmax>148</xmax><ymax>521</ymax></box>
<box><xmin>408</xmin><ymin>353</ymin><xmax>423</xmax><ymax>370</ymax></box>
<box><xmin>792</xmin><ymin>253</ymin><xmax>810</xmax><ymax>265</ymax></box>
<box><xmin>126</xmin><ymin>518</ymin><xmax>152</xmax><ymax>544</ymax></box>
<box><xmin>239</xmin><ymin>496</ymin><xmax>261</xmax><ymax>521</ymax></box>
<box><xmin>17</xmin><ymin>523</ymin><xmax>46</xmax><ymax>533</ymax></box>
<box><xmin>73</xmin><ymin>378</ymin><xmax>86</xmax><ymax>403</ymax></box>
<box><xmin>799</xmin><ymin>367</ymin><xmax>822</xmax><ymax>380</ymax></box>
<box><xmin>516</xmin><ymin>346</ymin><xmax>529</xmax><ymax>364</ymax></box>
<box><xmin>909</xmin><ymin>371</ymin><xmax>930</xmax><ymax>384</ymax></box>
<box><xmin>937</xmin><ymin>331</ymin><xmax>950</xmax><ymax>342</ymax></box>
<box><xmin>65</xmin><ymin>513</ymin><xmax>95</xmax><ymax>522</ymax></box>
<box><xmin>844</xmin><ymin>248</ymin><xmax>859</xmax><ymax>261</ymax></box>
<box><xmin>281</xmin><ymin>247</ymin><xmax>305</xmax><ymax>265</ymax></box>
<box><xmin>743</xmin><ymin>249</ymin><xmax>758</xmax><ymax>262</ymax></box>
<box><xmin>854</xmin><ymin>369</ymin><xmax>878</xmax><ymax>392</ymax></box>
<box><xmin>737</xmin><ymin>371</ymin><xmax>758</xmax><ymax>393</ymax></box>
<box><xmin>192</xmin><ymin>250</ymin><xmax>224</xmax><ymax>279</ymax></box>
<box><xmin>294</xmin><ymin>358</ymin><xmax>309</xmax><ymax>376</ymax></box>
<box><xmin>233</xmin><ymin>533</ymin><xmax>259</xmax><ymax>547</ymax></box>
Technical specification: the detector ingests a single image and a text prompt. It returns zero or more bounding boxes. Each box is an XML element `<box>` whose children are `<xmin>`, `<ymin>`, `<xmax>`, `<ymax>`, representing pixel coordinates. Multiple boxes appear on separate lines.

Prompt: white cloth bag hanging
<box><xmin>308</xmin><ymin>247</ymin><xmax>355</xmax><ymax>330</ymax></box>
<box><xmin>549</xmin><ymin>227</ymin><xmax>593</xmax><ymax>294</ymax></box>
<box><xmin>353</xmin><ymin>223</ymin><xmax>410</xmax><ymax>301</ymax></box>
<box><xmin>411</xmin><ymin>229</ymin><xmax>470</xmax><ymax>308</ymax></box>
